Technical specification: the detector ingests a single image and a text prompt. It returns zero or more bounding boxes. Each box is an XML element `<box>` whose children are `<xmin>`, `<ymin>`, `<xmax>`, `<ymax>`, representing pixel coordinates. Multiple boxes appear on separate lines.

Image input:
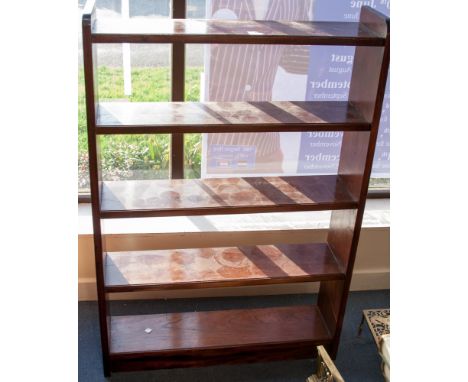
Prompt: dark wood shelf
<box><xmin>82</xmin><ymin>1</ymin><xmax>390</xmax><ymax>375</ymax></box>
<box><xmin>96</xmin><ymin>101</ymin><xmax>370</xmax><ymax>134</ymax></box>
<box><xmin>104</xmin><ymin>243</ymin><xmax>345</xmax><ymax>293</ymax></box>
<box><xmin>91</xmin><ymin>18</ymin><xmax>385</xmax><ymax>46</ymax></box>
<box><xmin>100</xmin><ymin>175</ymin><xmax>358</xmax><ymax>218</ymax></box>
<box><xmin>109</xmin><ymin>305</ymin><xmax>332</xmax><ymax>371</ymax></box>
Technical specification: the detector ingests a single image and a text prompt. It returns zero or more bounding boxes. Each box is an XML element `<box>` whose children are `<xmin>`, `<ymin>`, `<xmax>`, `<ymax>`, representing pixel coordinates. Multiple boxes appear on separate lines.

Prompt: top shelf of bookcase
<box><xmin>88</xmin><ymin>18</ymin><xmax>386</xmax><ymax>46</ymax></box>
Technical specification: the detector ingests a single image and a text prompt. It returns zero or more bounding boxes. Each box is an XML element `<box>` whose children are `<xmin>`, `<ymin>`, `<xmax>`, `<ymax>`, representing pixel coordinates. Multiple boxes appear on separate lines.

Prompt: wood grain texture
<box><xmin>104</xmin><ymin>243</ymin><xmax>345</xmax><ymax>292</ymax></box>
<box><xmin>322</xmin><ymin>6</ymin><xmax>390</xmax><ymax>360</ymax></box>
<box><xmin>110</xmin><ymin>342</ymin><xmax>320</xmax><ymax>372</ymax></box>
<box><xmin>336</xmin><ymin>132</ymin><xmax>371</xmax><ymax>202</ymax></box>
<box><xmin>327</xmin><ymin>209</ymin><xmax>358</xmax><ymax>269</ymax></box>
<box><xmin>110</xmin><ymin>305</ymin><xmax>331</xmax><ymax>358</ymax></box>
<box><xmin>317</xmin><ymin>280</ymin><xmax>345</xmax><ymax>338</ymax></box>
<box><xmin>96</xmin><ymin>101</ymin><xmax>370</xmax><ymax>134</ymax></box>
<box><xmin>100</xmin><ymin>175</ymin><xmax>358</xmax><ymax>218</ymax></box>
<box><xmin>82</xmin><ymin>1</ymin><xmax>111</xmax><ymax>376</ymax></box>
<box><xmin>349</xmin><ymin>7</ymin><xmax>388</xmax><ymax>123</ymax></box>
<box><xmin>92</xmin><ymin>19</ymin><xmax>385</xmax><ymax>46</ymax></box>
<box><xmin>82</xmin><ymin>0</ymin><xmax>391</xmax><ymax>375</ymax></box>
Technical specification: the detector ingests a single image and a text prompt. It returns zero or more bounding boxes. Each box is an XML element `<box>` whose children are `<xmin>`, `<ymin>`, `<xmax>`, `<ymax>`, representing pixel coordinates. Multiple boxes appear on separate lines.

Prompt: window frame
<box><xmin>77</xmin><ymin>0</ymin><xmax>389</xmax><ymax>203</ymax></box>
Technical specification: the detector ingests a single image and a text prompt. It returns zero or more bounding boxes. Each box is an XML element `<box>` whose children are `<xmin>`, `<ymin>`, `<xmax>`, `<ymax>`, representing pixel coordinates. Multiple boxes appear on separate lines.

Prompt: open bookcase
<box><xmin>82</xmin><ymin>1</ymin><xmax>389</xmax><ymax>376</ymax></box>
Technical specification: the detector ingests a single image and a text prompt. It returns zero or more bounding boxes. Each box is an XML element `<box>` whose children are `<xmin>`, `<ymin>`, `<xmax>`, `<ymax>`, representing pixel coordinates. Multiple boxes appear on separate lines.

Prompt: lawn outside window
<box><xmin>77</xmin><ymin>0</ymin><xmax>389</xmax><ymax>200</ymax></box>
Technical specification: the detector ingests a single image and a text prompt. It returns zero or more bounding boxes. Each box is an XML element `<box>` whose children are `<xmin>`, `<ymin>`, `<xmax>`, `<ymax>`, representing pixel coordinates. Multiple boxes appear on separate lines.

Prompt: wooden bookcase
<box><xmin>82</xmin><ymin>1</ymin><xmax>389</xmax><ymax>376</ymax></box>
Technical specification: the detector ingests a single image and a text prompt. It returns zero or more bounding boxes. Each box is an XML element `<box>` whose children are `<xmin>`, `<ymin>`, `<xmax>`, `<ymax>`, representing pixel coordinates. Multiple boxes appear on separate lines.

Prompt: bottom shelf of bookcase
<box><xmin>108</xmin><ymin>304</ymin><xmax>333</xmax><ymax>371</ymax></box>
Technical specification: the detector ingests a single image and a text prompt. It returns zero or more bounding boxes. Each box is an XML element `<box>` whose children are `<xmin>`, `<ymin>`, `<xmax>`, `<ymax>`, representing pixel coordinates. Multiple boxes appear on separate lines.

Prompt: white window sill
<box><xmin>78</xmin><ymin>199</ymin><xmax>389</xmax><ymax>300</ymax></box>
<box><xmin>78</xmin><ymin>199</ymin><xmax>389</xmax><ymax>236</ymax></box>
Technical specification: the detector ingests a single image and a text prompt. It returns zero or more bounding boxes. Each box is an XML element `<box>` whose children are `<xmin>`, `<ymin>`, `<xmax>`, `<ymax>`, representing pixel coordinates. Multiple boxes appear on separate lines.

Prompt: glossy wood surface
<box><xmin>110</xmin><ymin>342</ymin><xmax>319</xmax><ymax>372</ymax></box>
<box><xmin>92</xmin><ymin>19</ymin><xmax>385</xmax><ymax>46</ymax></box>
<box><xmin>318</xmin><ymin>280</ymin><xmax>345</xmax><ymax>338</ymax></box>
<box><xmin>110</xmin><ymin>305</ymin><xmax>331</xmax><ymax>356</ymax></box>
<box><xmin>82</xmin><ymin>0</ymin><xmax>111</xmax><ymax>375</ymax></box>
<box><xmin>96</xmin><ymin>101</ymin><xmax>370</xmax><ymax>134</ymax></box>
<box><xmin>100</xmin><ymin>175</ymin><xmax>357</xmax><ymax>218</ymax></box>
<box><xmin>104</xmin><ymin>243</ymin><xmax>344</xmax><ymax>292</ymax></box>
<box><xmin>320</xmin><ymin>6</ymin><xmax>390</xmax><ymax>359</ymax></box>
<box><xmin>82</xmin><ymin>0</ymin><xmax>390</xmax><ymax>374</ymax></box>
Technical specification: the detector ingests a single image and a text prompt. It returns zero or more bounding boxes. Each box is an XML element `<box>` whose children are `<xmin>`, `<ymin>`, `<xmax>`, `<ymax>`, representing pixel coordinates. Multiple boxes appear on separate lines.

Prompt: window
<box><xmin>78</xmin><ymin>0</ymin><xmax>390</xmax><ymax>197</ymax></box>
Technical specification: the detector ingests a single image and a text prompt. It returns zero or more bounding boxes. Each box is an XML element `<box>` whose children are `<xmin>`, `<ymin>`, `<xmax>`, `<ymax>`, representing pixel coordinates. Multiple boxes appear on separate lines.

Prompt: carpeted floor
<box><xmin>79</xmin><ymin>290</ymin><xmax>389</xmax><ymax>381</ymax></box>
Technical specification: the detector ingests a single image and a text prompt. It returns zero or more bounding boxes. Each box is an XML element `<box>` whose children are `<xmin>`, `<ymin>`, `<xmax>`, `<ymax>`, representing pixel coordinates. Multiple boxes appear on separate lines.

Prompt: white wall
<box><xmin>78</xmin><ymin>200</ymin><xmax>389</xmax><ymax>301</ymax></box>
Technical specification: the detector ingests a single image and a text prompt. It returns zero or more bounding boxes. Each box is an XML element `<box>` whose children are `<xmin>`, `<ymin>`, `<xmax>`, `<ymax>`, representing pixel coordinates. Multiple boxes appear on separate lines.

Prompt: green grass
<box><xmin>78</xmin><ymin>66</ymin><xmax>203</xmax><ymax>189</ymax></box>
<box><xmin>78</xmin><ymin>66</ymin><xmax>389</xmax><ymax>191</ymax></box>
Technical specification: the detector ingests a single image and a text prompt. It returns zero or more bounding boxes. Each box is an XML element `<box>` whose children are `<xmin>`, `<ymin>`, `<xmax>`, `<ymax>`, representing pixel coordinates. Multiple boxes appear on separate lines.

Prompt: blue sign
<box><xmin>207</xmin><ymin>144</ymin><xmax>256</xmax><ymax>170</ymax></box>
<box><xmin>298</xmin><ymin>0</ymin><xmax>390</xmax><ymax>177</ymax></box>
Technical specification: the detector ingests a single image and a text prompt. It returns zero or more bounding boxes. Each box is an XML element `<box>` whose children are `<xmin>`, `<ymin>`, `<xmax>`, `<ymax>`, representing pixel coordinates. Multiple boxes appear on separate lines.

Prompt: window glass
<box><xmin>79</xmin><ymin>0</ymin><xmax>390</xmax><ymax>194</ymax></box>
